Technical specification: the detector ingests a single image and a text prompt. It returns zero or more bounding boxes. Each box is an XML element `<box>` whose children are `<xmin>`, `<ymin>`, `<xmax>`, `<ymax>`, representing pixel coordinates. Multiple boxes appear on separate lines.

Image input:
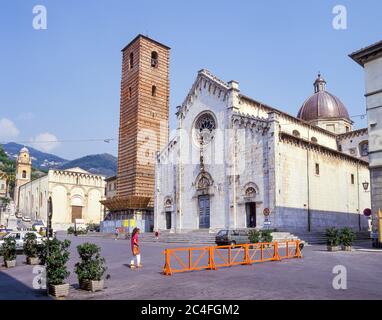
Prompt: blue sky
<box><xmin>0</xmin><ymin>0</ymin><xmax>381</xmax><ymax>159</ymax></box>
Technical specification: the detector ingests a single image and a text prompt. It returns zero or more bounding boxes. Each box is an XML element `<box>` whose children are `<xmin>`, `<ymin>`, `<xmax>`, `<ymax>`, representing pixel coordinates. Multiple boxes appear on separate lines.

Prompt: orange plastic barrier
<box><xmin>162</xmin><ymin>240</ymin><xmax>302</xmax><ymax>276</ymax></box>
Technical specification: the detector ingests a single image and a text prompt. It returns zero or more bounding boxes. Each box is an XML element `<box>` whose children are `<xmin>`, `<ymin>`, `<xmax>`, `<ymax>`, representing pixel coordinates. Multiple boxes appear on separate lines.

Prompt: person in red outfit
<box><xmin>130</xmin><ymin>227</ymin><xmax>141</xmax><ymax>269</ymax></box>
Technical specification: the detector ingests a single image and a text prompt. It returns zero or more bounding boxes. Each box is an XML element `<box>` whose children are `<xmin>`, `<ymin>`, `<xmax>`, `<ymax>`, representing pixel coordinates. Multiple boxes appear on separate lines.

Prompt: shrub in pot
<box><xmin>67</xmin><ymin>226</ymin><xmax>75</xmax><ymax>235</ymax></box>
<box><xmin>340</xmin><ymin>227</ymin><xmax>356</xmax><ymax>251</ymax></box>
<box><xmin>248</xmin><ymin>229</ymin><xmax>261</xmax><ymax>244</ymax></box>
<box><xmin>261</xmin><ymin>230</ymin><xmax>273</xmax><ymax>243</ymax></box>
<box><xmin>46</xmin><ymin>238</ymin><xmax>71</xmax><ymax>297</ymax></box>
<box><xmin>2</xmin><ymin>237</ymin><xmax>17</xmax><ymax>268</ymax></box>
<box><xmin>24</xmin><ymin>232</ymin><xmax>39</xmax><ymax>265</ymax></box>
<box><xmin>326</xmin><ymin>227</ymin><xmax>341</xmax><ymax>251</ymax></box>
<box><xmin>37</xmin><ymin>240</ymin><xmax>48</xmax><ymax>265</ymax></box>
<box><xmin>75</xmin><ymin>242</ymin><xmax>107</xmax><ymax>292</ymax></box>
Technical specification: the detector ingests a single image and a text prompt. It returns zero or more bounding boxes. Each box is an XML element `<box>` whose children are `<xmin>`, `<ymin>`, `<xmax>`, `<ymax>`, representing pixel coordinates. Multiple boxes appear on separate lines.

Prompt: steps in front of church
<box><xmin>140</xmin><ymin>230</ymin><xmax>303</xmax><ymax>245</ymax></box>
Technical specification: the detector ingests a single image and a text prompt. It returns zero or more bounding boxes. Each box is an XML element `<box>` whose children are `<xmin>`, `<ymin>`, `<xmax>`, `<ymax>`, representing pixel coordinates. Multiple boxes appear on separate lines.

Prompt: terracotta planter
<box><xmin>342</xmin><ymin>245</ymin><xmax>352</xmax><ymax>251</ymax></box>
<box><xmin>48</xmin><ymin>283</ymin><xmax>69</xmax><ymax>297</ymax></box>
<box><xmin>79</xmin><ymin>279</ymin><xmax>104</xmax><ymax>292</ymax></box>
<box><xmin>327</xmin><ymin>245</ymin><xmax>340</xmax><ymax>252</ymax></box>
<box><xmin>5</xmin><ymin>260</ymin><xmax>16</xmax><ymax>268</ymax></box>
<box><xmin>27</xmin><ymin>257</ymin><xmax>40</xmax><ymax>265</ymax></box>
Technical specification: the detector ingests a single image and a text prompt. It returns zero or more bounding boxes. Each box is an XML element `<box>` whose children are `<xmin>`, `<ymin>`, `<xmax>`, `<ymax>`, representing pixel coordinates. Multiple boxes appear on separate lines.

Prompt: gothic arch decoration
<box><xmin>242</xmin><ymin>182</ymin><xmax>259</xmax><ymax>199</ymax></box>
<box><xmin>192</xmin><ymin>111</ymin><xmax>217</xmax><ymax>146</ymax></box>
<box><xmin>164</xmin><ymin>196</ymin><xmax>173</xmax><ymax>207</ymax></box>
<box><xmin>194</xmin><ymin>171</ymin><xmax>214</xmax><ymax>190</ymax></box>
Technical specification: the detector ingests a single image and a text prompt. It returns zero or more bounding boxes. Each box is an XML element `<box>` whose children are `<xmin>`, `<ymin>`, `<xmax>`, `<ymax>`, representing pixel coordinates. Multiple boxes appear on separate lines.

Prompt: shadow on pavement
<box><xmin>0</xmin><ymin>270</ymin><xmax>52</xmax><ymax>300</ymax></box>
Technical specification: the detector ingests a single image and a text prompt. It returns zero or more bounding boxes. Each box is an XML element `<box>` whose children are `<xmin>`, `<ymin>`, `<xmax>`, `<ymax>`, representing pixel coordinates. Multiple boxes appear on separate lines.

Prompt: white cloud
<box><xmin>30</xmin><ymin>133</ymin><xmax>60</xmax><ymax>152</ymax></box>
<box><xmin>0</xmin><ymin>118</ymin><xmax>20</xmax><ymax>141</ymax></box>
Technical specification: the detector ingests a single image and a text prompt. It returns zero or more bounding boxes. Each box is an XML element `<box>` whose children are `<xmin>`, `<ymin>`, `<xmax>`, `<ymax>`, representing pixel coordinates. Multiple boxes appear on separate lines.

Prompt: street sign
<box><xmin>264</xmin><ymin>221</ymin><xmax>271</xmax><ymax>226</ymax></box>
<box><xmin>363</xmin><ymin>208</ymin><xmax>372</xmax><ymax>217</ymax></box>
<box><xmin>263</xmin><ymin>208</ymin><xmax>270</xmax><ymax>216</ymax></box>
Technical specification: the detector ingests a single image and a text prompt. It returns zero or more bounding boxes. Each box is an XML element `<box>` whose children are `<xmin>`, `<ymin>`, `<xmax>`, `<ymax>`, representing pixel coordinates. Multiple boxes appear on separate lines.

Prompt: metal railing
<box><xmin>163</xmin><ymin>240</ymin><xmax>302</xmax><ymax>276</ymax></box>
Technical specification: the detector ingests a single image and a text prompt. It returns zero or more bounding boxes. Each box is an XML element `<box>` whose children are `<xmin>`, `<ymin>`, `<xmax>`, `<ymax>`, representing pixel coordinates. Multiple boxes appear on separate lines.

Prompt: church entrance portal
<box><xmin>198</xmin><ymin>195</ymin><xmax>210</xmax><ymax>229</ymax></box>
<box><xmin>246</xmin><ymin>202</ymin><xmax>256</xmax><ymax>228</ymax></box>
<box><xmin>71</xmin><ymin>206</ymin><xmax>83</xmax><ymax>223</ymax></box>
<box><xmin>165</xmin><ymin>211</ymin><xmax>172</xmax><ymax>230</ymax></box>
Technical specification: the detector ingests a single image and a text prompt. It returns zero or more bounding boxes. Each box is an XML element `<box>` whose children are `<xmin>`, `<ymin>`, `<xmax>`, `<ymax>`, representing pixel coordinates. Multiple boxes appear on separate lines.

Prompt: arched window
<box><xmin>22</xmin><ymin>170</ymin><xmax>27</xmax><ymax>179</ymax></box>
<box><xmin>292</xmin><ymin>130</ymin><xmax>300</xmax><ymax>137</ymax></box>
<box><xmin>311</xmin><ymin>137</ymin><xmax>318</xmax><ymax>143</ymax></box>
<box><xmin>151</xmin><ymin>51</ymin><xmax>158</xmax><ymax>67</ymax></box>
<box><xmin>129</xmin><ymin>52</ymin><xmax>134</xmax><ymax>69</ymax></box>
<box><xmin>152</xmin><ymin>85</ymin><xmax>157</xmax><ymax>97</ymax></box>
<box><xmin>359</xmin><ymin>141</ymin><xmax>368</xmax><ymax>156</ymax></box>
<box><xmin>194</xmin><ymin>112</ymin><xmax>216</xmax><ymax>145</ymax></box>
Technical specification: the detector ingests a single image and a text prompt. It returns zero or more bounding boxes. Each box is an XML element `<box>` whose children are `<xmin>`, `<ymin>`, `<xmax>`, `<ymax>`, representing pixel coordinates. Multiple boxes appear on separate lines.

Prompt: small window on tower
<box><xmin>152</xmin><ymin>85</ymin><xmax>157</xmax><ymax>97</ymax></box>
<box><xmin>129</xmin><ymin>52</ymin><xmax>134</xmax><ymax>69</ymax></box>
<box><xmin>311</xmin><ymin>137</ymin><xmax>318</xmax><ymax>143</ymax></box>
<box><xmin>315</xmin><ymin>163</ymin><xmax>320</xmax><ymax>175</ymax></box>
<box><xmin>129</xmin><ymin>87</ymin><xmax>132</xmax><ymax>98</ymax></box>
<box><xmin>292</xmin><ymin>130</ymin><xmax>300</xmax><ymax>137</ymax></box>
<box><xmin>151</xmin><ymin>51</ymin><xmax>158</xmax><ymax>67</ymax></box>
<box><xmin>351</xmin><ymin>174</ymin><xmax>355</xmax><ymax>184</ymax></box>
<box><xmin>22</xmin><ymin>170</ymin><xmax>27</xmax><ymax>179</ymax></box>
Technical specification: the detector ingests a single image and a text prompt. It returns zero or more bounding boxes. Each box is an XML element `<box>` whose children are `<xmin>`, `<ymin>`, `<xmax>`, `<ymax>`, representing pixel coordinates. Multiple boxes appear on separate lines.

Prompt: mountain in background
<box><xmin>1</xmin><ymin>142</ymin><xmax>117</xmax><ymax>177</ymax></box>
<box><xmin>59</xmin><ymin>153</ymin><xmax>117</xmax><ymax>177</ymax></box>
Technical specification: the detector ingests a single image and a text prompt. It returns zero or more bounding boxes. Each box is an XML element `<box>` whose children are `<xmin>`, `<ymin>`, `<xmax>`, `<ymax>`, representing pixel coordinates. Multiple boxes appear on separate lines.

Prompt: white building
<box><xmin>350</xmin><ymin>40</ymin><xmax>382</xmax><ymax>247</ymax></box>
<box><xmin>0</xmin><ymin>171</ymin><xmax>6</xmax><ymax>198</ymax></box>
<box><xmin>18</xmin><ymin>167</ymin><xmax>106</xmax><ymax>230</ymax></box>
<box><xmin>154</xmin><ymin>69</ymin><xmax>371</xmax><ymax>233</ymax></box>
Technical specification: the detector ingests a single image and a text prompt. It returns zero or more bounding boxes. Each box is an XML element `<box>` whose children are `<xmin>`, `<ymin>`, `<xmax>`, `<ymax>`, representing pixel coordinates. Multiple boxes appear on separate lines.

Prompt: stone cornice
<box><xmin>239</xmin><ymin>94</ymin><xmax>338</xmax><ymax>139</ymax></box>
<box><xmin>280</xmin><ymin>131</ymin><xmax>369</xmax><ymax>166</ymax></box>
<box><xmin>337</xmin><ymin>128</ymin><xmax>368</xmax><ymax>140</ymax></box>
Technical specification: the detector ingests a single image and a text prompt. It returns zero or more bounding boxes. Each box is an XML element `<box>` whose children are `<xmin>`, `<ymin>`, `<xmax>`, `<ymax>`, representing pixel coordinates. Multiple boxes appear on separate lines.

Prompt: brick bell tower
<box><xmin>102</xmin><ymin>35</ymin><xmax>170</xmax><ymax>226</ymax></box>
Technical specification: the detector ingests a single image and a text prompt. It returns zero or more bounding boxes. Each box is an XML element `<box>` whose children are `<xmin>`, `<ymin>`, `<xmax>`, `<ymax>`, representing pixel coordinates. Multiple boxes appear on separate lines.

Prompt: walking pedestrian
<box><xmin>130</xmin><ymin>227</ymin><xmax>142</xmax><ymax>269</ymax></box>
<box><xmin>115</xmin><ymin>227</ymin><xmax>119</xmax><ymax>240</ymax></box>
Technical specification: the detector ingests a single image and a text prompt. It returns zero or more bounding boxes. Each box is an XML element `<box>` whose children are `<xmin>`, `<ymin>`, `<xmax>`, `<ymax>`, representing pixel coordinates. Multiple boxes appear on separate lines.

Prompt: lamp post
<box><xmin>46</xmin><ymin>196</ymin><xmax>53</xmax><ymax>295</ymax></box>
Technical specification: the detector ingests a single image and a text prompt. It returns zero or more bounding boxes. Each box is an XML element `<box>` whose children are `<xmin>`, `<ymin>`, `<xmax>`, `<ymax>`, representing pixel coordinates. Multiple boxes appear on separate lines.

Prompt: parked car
<box><xmin>215</xmin><ymin>229</ymin><xmax>250</xmax><ymax>246</ymax></box>
<box><xmin>0</xmin><ymin>231</ymin><xmax>44</xmax><ymax>251</ymax></box>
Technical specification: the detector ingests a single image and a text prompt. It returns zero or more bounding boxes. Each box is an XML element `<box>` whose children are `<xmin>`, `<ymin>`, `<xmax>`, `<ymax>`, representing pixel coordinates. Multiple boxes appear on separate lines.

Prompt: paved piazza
<box><xmin>1</xmin><ymin>233</ymin><xmax>382</xmax><ymax>300</ymax></box>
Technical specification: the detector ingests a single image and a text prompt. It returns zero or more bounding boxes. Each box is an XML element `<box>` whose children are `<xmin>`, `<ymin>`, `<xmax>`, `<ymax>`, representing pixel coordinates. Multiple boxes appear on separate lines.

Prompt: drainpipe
<box><xmin>307</xmin><ymin>126</ymin><xmax>311</xmax><ymax>232</ymax></box>
<box><xmin>357</xmin><ymin>160</ymin><xmax>361</xmax><ymax>231</ymax></box>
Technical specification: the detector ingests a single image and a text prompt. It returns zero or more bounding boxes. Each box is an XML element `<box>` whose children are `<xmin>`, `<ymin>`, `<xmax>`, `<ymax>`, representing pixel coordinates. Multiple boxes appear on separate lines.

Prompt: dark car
<box><xmin>215</xmin><ymin>229</ymin><xmax>250</xmax><ymax>246</ymax></box>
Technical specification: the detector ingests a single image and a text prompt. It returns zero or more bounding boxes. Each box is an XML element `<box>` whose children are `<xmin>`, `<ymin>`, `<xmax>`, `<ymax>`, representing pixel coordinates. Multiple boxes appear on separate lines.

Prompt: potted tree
<box><xmin>75</xmin><ymin>242</ymin><xmax>107</xmax><ymax>292</ymax></box>
<box><xmin>2</xmin><ymin>237</ymin><xmax>17</xmax><ymax>268</ymax></box>
<box><xmin>326</xmin><ymin>227</ymin><xmax>341</xmax><ymax>251</ymax></box>
<box><xmin>340</xmin><ymin>227</ymin><xmax>356</xmax><ymax>251</ymax></box>
<box><xmin>24</xmin><ymin>232</ymin><xmax>39</xmax><ymax>265</ymax></box>
<box><xmin>261</xmin><ymin>230</ymin><xmax>273</xmax><ymax>244</ymax></box>
<box><xmin>46</xmin><ymin>238</ymin><xmax>71</xmax><ymax>297</ymax></box>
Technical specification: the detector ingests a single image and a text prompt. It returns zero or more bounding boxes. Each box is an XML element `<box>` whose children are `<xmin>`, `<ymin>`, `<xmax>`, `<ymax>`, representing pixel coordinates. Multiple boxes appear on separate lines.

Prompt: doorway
<box><xmin>165</xmin><ymin>211</ymin><xmax>172</xmax><ymax>230</ymax></box>
<box><xmin>198</xmin><ymin>195</ymin><xmax>210</xmax><ymax>229</ymax></box>
<box><xmin>246</xmin><ymin>202</ymin><xmax>256</xmax><ymax>228</ymax></box>
<box><xmin>71</xmin><ymin>206</ymin><xmax>83</xmax><ymax>223</ymax></box>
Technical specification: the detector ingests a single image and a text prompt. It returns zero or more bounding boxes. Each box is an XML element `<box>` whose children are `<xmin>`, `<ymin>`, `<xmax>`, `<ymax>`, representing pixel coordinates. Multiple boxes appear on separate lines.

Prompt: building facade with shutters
<box><xmin>155</xmin><ymin>70</ymin><xmax>371</xmax><ymax>233</ymax></box>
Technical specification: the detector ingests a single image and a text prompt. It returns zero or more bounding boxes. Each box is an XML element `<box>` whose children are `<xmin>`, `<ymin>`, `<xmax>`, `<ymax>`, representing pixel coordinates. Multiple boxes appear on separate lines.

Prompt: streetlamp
<box><xmin>362</xmin><ymin>181</ymin><xmax>369</xmax><ymax>192</ymax></box>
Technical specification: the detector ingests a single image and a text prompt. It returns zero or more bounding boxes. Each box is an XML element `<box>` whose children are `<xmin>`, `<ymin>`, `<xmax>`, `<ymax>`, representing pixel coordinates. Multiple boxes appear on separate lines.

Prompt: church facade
<box><xmin>16</xmin><ymin>148</ymin><xmax>106</xmax><ymax>230</ymax></box>
<box><xmin>154</xmin><ymin>69</ymin><xmax>371</xmax><ymax>233</ymax></box>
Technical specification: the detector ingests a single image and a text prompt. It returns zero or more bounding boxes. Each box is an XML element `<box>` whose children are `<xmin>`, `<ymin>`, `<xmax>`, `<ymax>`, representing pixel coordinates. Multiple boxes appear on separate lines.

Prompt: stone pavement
<box><xmin>1</xmin><ymin>233</ymin><xmax>382</xmax><ymax>300</ymax></box>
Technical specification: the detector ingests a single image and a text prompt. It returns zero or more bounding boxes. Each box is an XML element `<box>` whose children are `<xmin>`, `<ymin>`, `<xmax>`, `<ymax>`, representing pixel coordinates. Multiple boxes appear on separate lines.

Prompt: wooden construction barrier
<box><xmin>162</xmin><ymin>240</ymin><xmax>302</xmax><ymax>276</ymax></box>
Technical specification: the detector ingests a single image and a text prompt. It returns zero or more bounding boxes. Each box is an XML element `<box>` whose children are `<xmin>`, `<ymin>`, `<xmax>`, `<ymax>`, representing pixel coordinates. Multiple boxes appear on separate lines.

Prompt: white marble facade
<box><xmin>154</xmin><ymin>70</ymin><xmax>371</xmax><ymax>233</ymax></box>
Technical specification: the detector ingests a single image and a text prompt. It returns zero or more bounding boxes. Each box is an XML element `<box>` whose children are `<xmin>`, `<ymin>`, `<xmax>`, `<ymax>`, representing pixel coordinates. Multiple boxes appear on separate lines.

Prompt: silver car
<box><xmin>0</xmin><ymin>231</ymin><xmax>44</xmax><ymax>251</ymax></box>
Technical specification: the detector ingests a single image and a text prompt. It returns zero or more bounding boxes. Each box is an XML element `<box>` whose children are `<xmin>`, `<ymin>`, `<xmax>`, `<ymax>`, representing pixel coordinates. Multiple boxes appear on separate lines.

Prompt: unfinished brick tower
<box><xmin>102</xmin><ymin>35</ymin><xmax>170</xmax><ymax>230</ymax></box>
